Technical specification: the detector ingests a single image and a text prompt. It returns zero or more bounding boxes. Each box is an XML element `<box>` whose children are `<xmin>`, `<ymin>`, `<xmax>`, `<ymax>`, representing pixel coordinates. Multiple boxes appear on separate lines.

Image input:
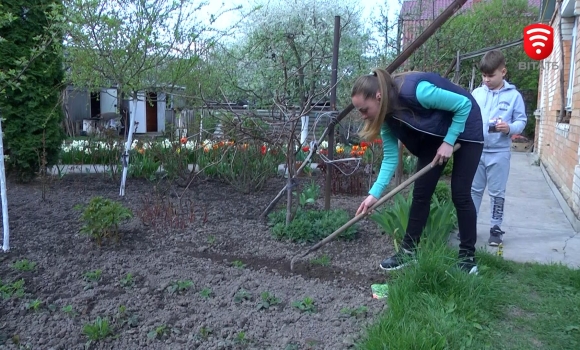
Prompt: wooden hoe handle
<box><xmin>290</xmin><ymin>143</ymin><xmax>461</xmax><ymax>270</ymax></box>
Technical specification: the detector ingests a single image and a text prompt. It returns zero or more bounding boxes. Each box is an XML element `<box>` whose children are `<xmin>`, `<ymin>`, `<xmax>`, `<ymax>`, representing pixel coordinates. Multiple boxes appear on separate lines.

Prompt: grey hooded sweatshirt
<box><xmin>471</xmin><ymin>80</ymin><xmax>528</xmax><ymax>152</ymax></box>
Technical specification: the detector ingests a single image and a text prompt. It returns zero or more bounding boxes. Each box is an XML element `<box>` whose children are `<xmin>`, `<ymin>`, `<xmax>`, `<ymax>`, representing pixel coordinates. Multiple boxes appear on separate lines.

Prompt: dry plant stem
<box><xmin>289</xmin><ymin>143</ymin><xmax>461</xmax><ymax>270</ymax></box>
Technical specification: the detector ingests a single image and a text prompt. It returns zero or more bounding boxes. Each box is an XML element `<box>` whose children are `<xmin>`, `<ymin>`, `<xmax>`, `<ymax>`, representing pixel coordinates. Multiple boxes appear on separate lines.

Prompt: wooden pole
<box><xmin>324</xmin><ymin>16</ymin><xmax>341</xmax><ymax>210</ymax></box>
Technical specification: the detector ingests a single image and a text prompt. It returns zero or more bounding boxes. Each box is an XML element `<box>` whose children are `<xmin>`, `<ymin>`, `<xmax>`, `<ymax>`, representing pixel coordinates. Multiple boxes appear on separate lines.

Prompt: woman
<box><xmin>352</xmin><ymin>68</ymin><xmax>483</xmax><ymax>274</ymax></box>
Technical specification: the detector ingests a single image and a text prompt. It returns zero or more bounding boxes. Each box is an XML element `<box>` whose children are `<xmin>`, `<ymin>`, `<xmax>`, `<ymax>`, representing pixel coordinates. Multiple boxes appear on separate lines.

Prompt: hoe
<box><xmin>290</xmin><ymin>144</ymin><xmax>461</xmax><ymax>271</ymax></box>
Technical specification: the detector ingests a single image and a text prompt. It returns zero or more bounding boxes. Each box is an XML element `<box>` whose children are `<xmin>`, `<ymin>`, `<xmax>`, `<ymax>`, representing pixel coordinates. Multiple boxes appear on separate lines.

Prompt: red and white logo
<box><xmin>523</xmin><ymin>23</ymin><xmax>554</xmax><ymax>61</ymax></box>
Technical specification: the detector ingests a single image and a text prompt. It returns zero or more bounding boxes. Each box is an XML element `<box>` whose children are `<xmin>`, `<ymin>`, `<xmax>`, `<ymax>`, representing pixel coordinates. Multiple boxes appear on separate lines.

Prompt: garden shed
<box><xmin>63</xmin><ymin>85</ymin><xmax>183</xmax><ymax>135</ymax></box>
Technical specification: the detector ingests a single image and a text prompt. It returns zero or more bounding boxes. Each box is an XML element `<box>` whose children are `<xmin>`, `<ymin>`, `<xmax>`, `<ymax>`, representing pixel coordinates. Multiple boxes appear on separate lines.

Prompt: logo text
<box><xmin>518</xmin><ymin>61</ymin><xmax>559</xmax><ymax>70</ymax></box>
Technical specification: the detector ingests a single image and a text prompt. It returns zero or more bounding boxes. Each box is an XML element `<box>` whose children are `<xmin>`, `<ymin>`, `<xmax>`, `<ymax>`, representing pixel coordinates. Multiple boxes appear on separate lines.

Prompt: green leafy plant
<box><xmin>442</xmin><ymin>156</ymin><xmax>454</xmax><ymax>176</ymax></box>
<box><xmin>370</xmin><ymin>193</ymin><xmax>457</xmax><ymax>251</ymax></box>
<box><xmin>369</xmin><ymin>193</ymin><xmax>410</xmax><ymax>245</ymax></box>
<box><xmin>422</xmin><ymin>197</ymin><xmax>458</xmax><ymax>248</ymax></box>
<box><xmin>115</xmin><ymin>305</ymin><xmax>139</xmax><ymax>328</ymax></box>
<box><xmin>199</xmin><ymin>288</ymin><xmax>213</xmax><ymax>299</ymax></box>
<box><xmin>198</xmin><ymin>326</ymin><xmax>212</xmax><ymax>340</ymax></box>
<box><xmin>147</xmin><ymin>324</ymin><xmax>170</xmax><ymax>340</ymax></box>
<box><xmin>75</xmin><ymin>196</ymin><xmax>133</xmax><ymax>245</ymax></box>
<box><xmin>62</xmin><ymin>305</ymin><xmax>77</xmax><ymax>317</ymax></box>
<box><xmin>83</xmin><ymin>316</ymin><xmax>113</xmax><ymax>342</ymax></box>
<box><xmin>82</xmin><ymin>269</ymin><xmax>102</xmax><ymax>290</ymax></box>
<box><xmin>234</xmin><ymin>331</ymin><xmax>249</xmax><ymax>345</ymax></box>
<box><xmin>83</xmin><ymin>269</ymin><xmax>102</xmax><ymax>283</ymax></box>
<box><xmin>12</xmin><ymin>259</ymin><xmax>36</xmax><ymax>272</ymax></box>
<box><xmin>433</xmin><ymin>181</ymin><xmax>451</xmax><ymax>203</ymax></box>
<box><xmin>0</xmin><ymin>279</ymin><xmax>25</xmax><ymax>299</ymax></box>
<box><xmin>119</xmin><ymin>273</ymin><xmax>135</xmax><ymax>288</ymax></box>
<box><xmin>231</xmin><ymin>260</ymin><xmax>246</xmax><ymax>269</ymax></box>
<box><xmin>257</xmin><ymin>291</ymin><xmax>281</xmax><ymax>310</ymax></box>
<box><xmin>269</xmin><ymin>208</ymin><xmax>357</xmax><ymax>243</ymax></box>
<box><xmin>234</xmin><ymin>289</ymin><xmax>252</xmax><ymax>304</ymax></box>
<box><xmin>294</xmin><ymin>180</ymin><xmax>320</xmax><ymax>206</ymax></box>
<box><xmin>25</xmin><ymin>299</ymin><xmax>42</xmax><ymax>311</ymax></box>
<box><xmin>292</xmin><ymin>297</ymin><xmax>317</xmax><ymax>313</ymax></box>
<box><xmin>128</xmin><ymin>151</ymin><xmax>160</xmax><ymax>180</ymax></box>
<box><xmin>340</xmin><ymin>305</ymin><xmax>369</xmax><ymax>318</ymax></box>
<box><xmin>167</xmin><ymin>280</ymin><xmax>193</xmax><ymax>295</ymax></box>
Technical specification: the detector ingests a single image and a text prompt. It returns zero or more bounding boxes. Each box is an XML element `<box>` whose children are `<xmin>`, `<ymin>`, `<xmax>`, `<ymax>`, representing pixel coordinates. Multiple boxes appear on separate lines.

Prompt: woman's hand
<box><xmin>433</xmin><ymin>142</ymin><xmax>454</xmax><ymax>166</ymax></box>
<box><xmin>356</xmin><ymin>195</ymin><xmax>378</xmax><ymax>215</ymax></box>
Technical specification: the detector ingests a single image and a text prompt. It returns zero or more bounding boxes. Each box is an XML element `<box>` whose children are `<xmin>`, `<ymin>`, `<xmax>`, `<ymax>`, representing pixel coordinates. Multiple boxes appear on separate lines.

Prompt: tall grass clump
<box><xmin>357</xmin><ymin>244</ymin><xmax>503</xmax><ymax>349</ymax></box>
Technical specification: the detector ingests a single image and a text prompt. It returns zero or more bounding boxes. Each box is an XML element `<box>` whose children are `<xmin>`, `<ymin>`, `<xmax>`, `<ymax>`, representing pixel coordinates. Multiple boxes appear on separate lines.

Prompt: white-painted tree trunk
<box><xmin>0</xmin><ymin>117</ymin><xmax>10</xmax><ymax>252</ymax></box>
<box><xmin>119</xmin><ymin>96</ymin><xmax>139</xmax><ymax>196</ymax></box>
<box><xmin>300</xmin><ymin>115</ymin><xmax>309</xmax><ymax>145</ymax></box>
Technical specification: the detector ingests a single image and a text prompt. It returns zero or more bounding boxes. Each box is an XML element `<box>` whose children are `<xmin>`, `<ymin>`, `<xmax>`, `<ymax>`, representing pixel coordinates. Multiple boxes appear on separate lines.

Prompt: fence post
<box><xmin>324</xmin><ymin>16</ymin><xmax>341</xmax><ymax>210</ymax></box>
<box><xmin>0</xmin><ymin>110</ymin><xmax>11</xmax><ymax>252</ymax></box>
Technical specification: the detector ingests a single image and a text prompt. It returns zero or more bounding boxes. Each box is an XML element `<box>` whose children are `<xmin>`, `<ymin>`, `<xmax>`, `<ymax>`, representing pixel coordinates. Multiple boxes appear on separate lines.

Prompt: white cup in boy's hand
<box><xmin>488</xmin><ymin>117</ymin><xmax>501</xmax><ymax>133</ymax></box>
<box><xmin>495</xmin><ymin>121</ymin><xmax>510</xmax><ymax>134</ymax></box>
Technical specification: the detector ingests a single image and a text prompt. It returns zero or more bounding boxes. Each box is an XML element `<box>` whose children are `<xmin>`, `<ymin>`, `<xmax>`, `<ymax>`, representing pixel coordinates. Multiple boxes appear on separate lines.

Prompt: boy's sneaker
<box><xmin>379</xmin><ymin>248</ymin><xmax>416</xmax><ymax>271</ymax></box>
<box><xmin>488</xmin><ymin>225</ymin><xmax>505</xmax><ymax>246</ymax></box>
<box><xmin>457</xmin><ymin>256</ymin><xmax>479</xmax><ymax>275</ymax></box>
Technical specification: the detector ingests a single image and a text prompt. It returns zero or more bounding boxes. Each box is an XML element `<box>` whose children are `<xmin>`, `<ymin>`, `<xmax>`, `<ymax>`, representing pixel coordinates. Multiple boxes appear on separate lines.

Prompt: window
<box><xmin>566</xmin><ymin>16</ymin><xmax>577</xmax><ymax>111</ymax></box>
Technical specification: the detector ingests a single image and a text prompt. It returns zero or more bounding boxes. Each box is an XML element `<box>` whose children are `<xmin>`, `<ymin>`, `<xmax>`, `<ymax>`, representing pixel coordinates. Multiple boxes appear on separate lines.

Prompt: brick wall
<box><xmin>571</xmin><ymin>8</ymin><xmax>580</xmax><ymax>215</ymax></box>
<box><xmin>536</xmin><ymin>10</ymin><xmax>580</xmax><ymax>216</ymax></box>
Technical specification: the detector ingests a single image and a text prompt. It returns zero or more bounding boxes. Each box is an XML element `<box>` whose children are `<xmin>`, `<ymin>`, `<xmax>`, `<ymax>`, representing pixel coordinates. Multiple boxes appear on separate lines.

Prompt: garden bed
<box><xmin>0</xmin><ymin>173</ymin><xmax>409</xmax><ymax>349</ymax></box>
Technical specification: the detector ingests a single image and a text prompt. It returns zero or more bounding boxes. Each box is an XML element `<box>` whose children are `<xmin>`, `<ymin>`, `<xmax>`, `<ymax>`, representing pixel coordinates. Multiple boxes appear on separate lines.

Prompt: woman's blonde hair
<box><xmin>351</xmin><ymin>68</ymin><xmax>402</xmax><ymax>141</ymax></box>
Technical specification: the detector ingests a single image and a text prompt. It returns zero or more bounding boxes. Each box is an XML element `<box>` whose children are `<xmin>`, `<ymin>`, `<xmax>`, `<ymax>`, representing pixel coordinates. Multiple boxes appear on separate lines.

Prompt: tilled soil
<box><xmin>0</xmin><ymin>173</ymin><xmax>404</xmax><ymax>350</ymax></box>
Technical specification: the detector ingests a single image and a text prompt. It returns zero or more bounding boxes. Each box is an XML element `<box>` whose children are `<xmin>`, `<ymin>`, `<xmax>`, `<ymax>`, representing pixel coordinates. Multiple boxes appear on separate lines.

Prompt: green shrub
<box><xmin>442</xmin><ymin>156</ymin><xmax>454</xmax><ymax>177</ymax></box>
<box><xmin>433</xmin><ymin>181</ymin><xmax>451</xmax><ymax>203</ymax></box>
<box><xmin>128</xmin><ymin>152</ymin><xmax>160</xmax><ymax>180</ymax></box>
<box><xmin>369</xmin><ymin>193</ymin><xmax>410</xmax><ymax>244</ymax></box>
<box><xmin>370</xmin><ymin>193</ymin><xmax>457</xmax><ymax>250</ymax></box>
<box><xmin>0</xmin><ymin>0</ymin><xmax>66</xmax><ymax>182</ymax></box>
<box><xmin>75</xmin><ymin>196</ymin><xmax>133</xmax><ymax>245</ymax></box>
<box><xmin>294</xmin><ymin>181</ymin><xmax>320</xmax><ymax>207</ymax></box>
<box><xmin>421</xmin><ymin>197</ymin><xmax>458</xmax><ymax>248</ymax></box>
<box><xmin>268</xmin><ymin>208</ymin><xmax>357</xmax><ymax>243</ymax></box>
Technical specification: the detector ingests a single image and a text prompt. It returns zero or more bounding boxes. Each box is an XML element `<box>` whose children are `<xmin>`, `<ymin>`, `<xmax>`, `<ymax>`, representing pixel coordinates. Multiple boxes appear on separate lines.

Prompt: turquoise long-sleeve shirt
<box><xmin>368</xmin><ymin>80</ymin><xmax>471</xmax><ymax>199</ymax></box>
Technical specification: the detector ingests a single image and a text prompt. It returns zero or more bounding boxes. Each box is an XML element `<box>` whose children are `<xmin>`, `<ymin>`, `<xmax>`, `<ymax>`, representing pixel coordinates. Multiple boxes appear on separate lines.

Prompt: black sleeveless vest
<box><xmin>384</xmin><ymin>72</ymin><xmax>483</xmax><ymax>154</ymax></box>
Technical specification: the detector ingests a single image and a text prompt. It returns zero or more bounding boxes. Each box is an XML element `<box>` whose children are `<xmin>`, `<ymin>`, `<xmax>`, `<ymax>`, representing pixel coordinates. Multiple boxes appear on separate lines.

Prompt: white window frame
<box><xmin>566</xmin><ymin>16</ymin><xmax>577</xmax><ymax>111</ymax></box>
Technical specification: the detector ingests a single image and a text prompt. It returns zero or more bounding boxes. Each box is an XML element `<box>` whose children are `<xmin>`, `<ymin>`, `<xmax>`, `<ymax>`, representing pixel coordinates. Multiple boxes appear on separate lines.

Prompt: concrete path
<box><xmin>452</xmin><ymin>152</ymin><xmax>580</xmax><ymax>269</ymax></box>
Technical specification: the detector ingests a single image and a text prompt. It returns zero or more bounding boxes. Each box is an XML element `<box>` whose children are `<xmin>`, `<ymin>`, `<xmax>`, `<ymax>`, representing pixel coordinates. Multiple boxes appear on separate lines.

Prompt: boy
<box><xmin>470</xmin><ymin>50</ymin><xmax>527</xmax><ymax>246</ymax></box>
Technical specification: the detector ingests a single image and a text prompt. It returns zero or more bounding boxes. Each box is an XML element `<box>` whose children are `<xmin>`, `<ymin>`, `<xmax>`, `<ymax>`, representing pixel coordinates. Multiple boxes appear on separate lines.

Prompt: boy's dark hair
<box><xmin>479</xmin><ymin>50</ymin><xmax>506</xmax><ymax>74</ymax></box>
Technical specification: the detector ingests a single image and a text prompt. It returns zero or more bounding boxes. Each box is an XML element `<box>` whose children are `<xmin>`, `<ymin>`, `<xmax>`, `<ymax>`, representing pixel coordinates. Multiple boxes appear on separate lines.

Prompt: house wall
<box><xmin>157</xmin><ymin>92</ymin><xmax>166</xmax><ymax>132</ymax></box>
<box><xmin>535</xmin><ymin>3</ymin><xmax>580</xmax><ymax>217</ymax></box>
<box><xmin>570</xmin><ymin>0</ymin><xmax>580</xmax><ymax>216</ymax></box>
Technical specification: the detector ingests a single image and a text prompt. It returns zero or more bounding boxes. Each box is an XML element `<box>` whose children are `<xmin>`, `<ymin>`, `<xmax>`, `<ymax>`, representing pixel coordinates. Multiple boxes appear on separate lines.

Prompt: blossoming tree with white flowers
<box><xmin>63</xmin><ymin>0</ymin><xmax>250</xmax><ymax>196</ymax></box>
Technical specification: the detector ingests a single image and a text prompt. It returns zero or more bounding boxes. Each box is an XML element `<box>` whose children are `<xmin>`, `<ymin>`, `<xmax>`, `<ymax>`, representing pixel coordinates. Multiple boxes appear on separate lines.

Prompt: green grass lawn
<box><xmin>357</xmin><ymin>245</ymin><xmax>580</xmax><ymax>350</ymax></box>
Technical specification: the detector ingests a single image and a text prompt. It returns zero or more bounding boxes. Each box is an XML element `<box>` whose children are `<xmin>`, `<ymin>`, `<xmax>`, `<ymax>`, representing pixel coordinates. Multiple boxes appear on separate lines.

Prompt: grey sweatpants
<box><xmin>471</xmin><ymin>150</ymin><xmax>511</xmax><ymax>227</ymax></box>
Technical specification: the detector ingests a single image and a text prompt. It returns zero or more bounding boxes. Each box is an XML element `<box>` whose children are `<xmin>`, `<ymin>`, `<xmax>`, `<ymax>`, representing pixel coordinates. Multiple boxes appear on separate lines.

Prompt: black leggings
<box><xmin>401</xmin><ymin>134</ymin><xmax>483</xmax><ymax>257</ymax></box>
